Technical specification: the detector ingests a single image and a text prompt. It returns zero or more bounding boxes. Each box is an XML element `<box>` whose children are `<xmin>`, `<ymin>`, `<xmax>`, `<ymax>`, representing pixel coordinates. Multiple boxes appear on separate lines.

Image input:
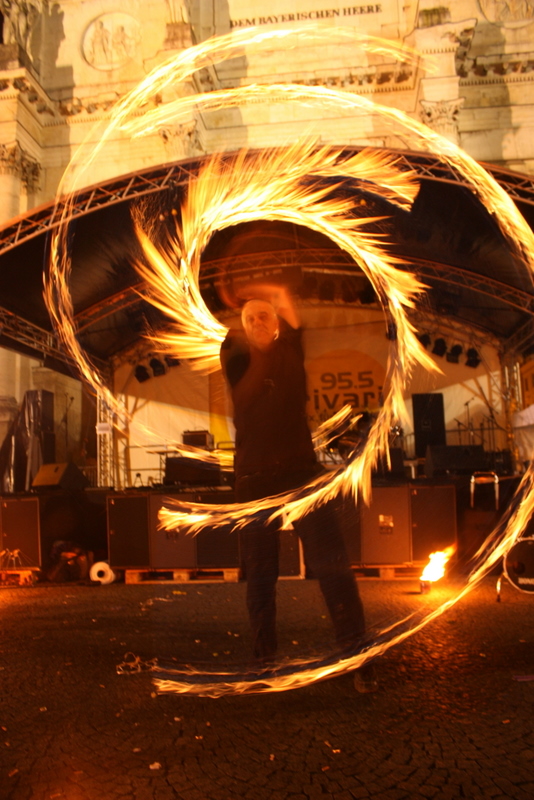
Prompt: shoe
<box><xmin>353</xmin><ymin>664</ymin><xmax>378</xmax><ymax>693</ymax></box>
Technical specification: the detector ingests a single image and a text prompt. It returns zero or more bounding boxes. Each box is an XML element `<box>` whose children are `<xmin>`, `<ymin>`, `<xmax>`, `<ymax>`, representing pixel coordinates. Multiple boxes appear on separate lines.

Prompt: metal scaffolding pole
<box><xmin>96</xmin><ymin>393</ymin><xmax>115</xmax><ymax>489</ymax></box>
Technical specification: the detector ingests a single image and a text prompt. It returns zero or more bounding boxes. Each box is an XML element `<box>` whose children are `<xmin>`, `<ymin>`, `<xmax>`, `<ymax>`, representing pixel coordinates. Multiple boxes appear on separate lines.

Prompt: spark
<box><xmin>43</xmin><ymin>24</ymin><xmax>534</xmax><ymax>695</ymax></box>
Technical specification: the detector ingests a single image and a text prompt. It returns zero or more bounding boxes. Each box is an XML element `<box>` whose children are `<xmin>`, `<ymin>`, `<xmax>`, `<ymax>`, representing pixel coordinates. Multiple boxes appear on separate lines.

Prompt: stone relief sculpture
<box><xmin>479</xmin><ymin>0</ymin><xmax>534</xmax><ymax>23</ymax></box>
<box><xmin>165</xmin><ymin>0</ymin><xmax>189</xmax><ymax>24</ymax></box>
<box><xmin>82</xmin><ymin>13</ymin><xmax>141</xmax><ymax>70</ymax></box>
<box><xmin>1</xmin><ymin>0</ymin><xmax>42</xmax><ymax>53</ymax></box>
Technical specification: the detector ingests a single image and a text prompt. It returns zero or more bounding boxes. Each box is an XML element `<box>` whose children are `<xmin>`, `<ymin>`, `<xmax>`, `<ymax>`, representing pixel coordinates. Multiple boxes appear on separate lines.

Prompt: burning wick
<box><xmin>420</xmin><ymin>547</ymin><xmax>454</xmax><ymax>593</ymax></box>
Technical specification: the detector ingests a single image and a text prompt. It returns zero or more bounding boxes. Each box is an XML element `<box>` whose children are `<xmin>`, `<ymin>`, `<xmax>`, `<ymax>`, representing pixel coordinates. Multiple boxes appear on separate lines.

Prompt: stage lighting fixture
<box><xmin>446</xmin><ymin>344</ymin><xmax>463</xmax><ymax>364</ymax></box>
<box><xmin>466</xmin><ymin>347</ymin><xmax>482</xmax><ymax>368</ymax></box>
<box><xmin>149</xmin><ymin>357</ymin><xmax>166</xmax><ymax>377</ymax></box>
<box><xmin>164</xmin><ymin>355</ymin><xmax>181</xmax><ymax>367</ymax></box>
<box><xmin>417</xmin><ymin>333</ymin><xmax>431</xmax><ymax>349</ymax></box>
<box><xmin>432</xmin><ymin>337</ymin><xmax>447</xmax><ymax>357</ymax></box>
<box><xmin>134</xmin><ymin>365</ymin><xmax>151</xmax><ymax>383</ymax></box>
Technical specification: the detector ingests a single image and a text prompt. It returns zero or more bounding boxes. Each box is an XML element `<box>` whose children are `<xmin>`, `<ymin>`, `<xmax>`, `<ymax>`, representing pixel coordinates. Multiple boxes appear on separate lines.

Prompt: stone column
<box><xmin>409</xmin><ymin>18</ymin><xmax>477</xmax><ymax>146</ymax></box>
<box><xmin>0</xmin><ymin>142</ymin><xmax>41</xmax><ymax>223</ymax></box>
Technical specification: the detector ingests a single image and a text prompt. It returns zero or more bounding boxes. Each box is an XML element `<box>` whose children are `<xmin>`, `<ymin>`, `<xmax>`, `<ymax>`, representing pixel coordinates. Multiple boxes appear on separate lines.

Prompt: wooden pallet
<box><xmin>0</xmin><ymin>569</ymin><xmax>38</xmax><ymax>586</ymax></box>
<box><xmin>124</xmin><ymin>567</ymin><xmax>241</xmax><ymax>584</ymax></box>
<box><xmin>352</xmin><ymin>565</ymin><xmax>424</xmax><ymax>580</ymax></box>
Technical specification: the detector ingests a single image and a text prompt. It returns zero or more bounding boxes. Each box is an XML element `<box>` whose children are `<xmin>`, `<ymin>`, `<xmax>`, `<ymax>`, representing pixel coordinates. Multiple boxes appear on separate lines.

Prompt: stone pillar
<box><xmin>409</xmin><ymin>18</ymin><xmax>477</xmax><ymax>146</ymax></box>
<box><xmin>0</xmin><ymin>143</ymin><xmax>24</xmax><ymax>220</ymax></box>
<box><xmin>0</xmin><ymin>142</ymin><xmax>41</xmax><ymax>223</ymax></box>
<box><xmin>419</xmin><ymin>98</ymin><xmax>466</xmax><ymax>145</ymax></box>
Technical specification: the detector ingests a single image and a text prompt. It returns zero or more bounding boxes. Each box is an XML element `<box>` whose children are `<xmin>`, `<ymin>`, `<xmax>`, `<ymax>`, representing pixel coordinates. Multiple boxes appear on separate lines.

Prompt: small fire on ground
<box><xmin>420</xmin><ymin>546</ymin><xmax>455</xmax><ymax>593</ymax></box>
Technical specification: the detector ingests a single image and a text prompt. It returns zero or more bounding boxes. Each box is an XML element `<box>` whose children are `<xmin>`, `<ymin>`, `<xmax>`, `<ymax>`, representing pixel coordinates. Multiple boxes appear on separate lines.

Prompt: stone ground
<box><xmin>1</xmin><ymin>572</ymin><xmax>533</xmax><ymax>800</ymax></box>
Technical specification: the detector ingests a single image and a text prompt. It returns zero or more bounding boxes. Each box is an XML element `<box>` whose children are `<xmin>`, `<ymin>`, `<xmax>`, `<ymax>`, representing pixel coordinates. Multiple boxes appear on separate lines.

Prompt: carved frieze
<box><xmin>0</xmin><ymin>0</ymin><xmax>43</xmax><ymax>53</ymax></box>
<box><xmin>0</xmin><ymin>142</ymin><xmax>41</xmax><ymax>192</ymax></box>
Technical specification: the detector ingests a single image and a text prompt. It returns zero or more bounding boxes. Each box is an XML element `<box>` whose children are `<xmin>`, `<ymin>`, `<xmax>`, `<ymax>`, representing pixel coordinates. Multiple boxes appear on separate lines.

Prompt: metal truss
<box><xmin>1</xmin><ymin>148</ymin><xmax>534</xmax><ymax>257</ymax></box>
<box><xmin>75</xmin><ymin>284</ymin><xmax>145</xmax><ymax>333</ymax></box>
<box><xmin>73</xmin><ymin>248</ymin><xmax>534</xmax><ymax>360</ymax></box>
<box><xmin>96</xmin><ymin>392</ymin><xmax>115</xmax><ymax>489</ymax></box>
<box><xmin>0</xmin><ymin>304</ymin><xmax>66</xmax><ymax>361</ymax></box>
<box><xmin>408</xmin><ymin>258</ymin><xmax>534</xmax><ymax>316</ymax></box>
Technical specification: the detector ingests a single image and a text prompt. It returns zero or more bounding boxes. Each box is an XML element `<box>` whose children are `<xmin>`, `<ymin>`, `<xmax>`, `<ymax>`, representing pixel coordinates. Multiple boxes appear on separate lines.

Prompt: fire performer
<box><xmin>220</xmin><ymin>285</ymin><xmax>376</xmax><ymax>691</ymax></box>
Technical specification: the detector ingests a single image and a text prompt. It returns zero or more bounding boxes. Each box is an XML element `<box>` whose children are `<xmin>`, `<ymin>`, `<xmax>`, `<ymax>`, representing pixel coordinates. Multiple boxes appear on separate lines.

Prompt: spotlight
<box><xmin>164</xmin><ymin>355</ymin><xmax>181</xmax><ymax>368</ymax></box>
<box><xmin>134</xmin><ymin>365</ymin><xmax>151</xmax><ymax>383</ymax></box>
<box><xmin>466</xmin><ymin>347</ymin><xmax>482</xmax><ymax>368</ymax></box>
<box><xmin>446</xmin><ymin>344</ymin><xmax>463</xmax><ymax>364</ymax></box>
<box><xmin>432</xmin><ymin>338</ymin><xmax>447</xmax><ymax>357</ymax></box>
<box><xmin>417</xmin><ymin>333</ymin><xmax>431</xmax><ymax>349</ymax></box>
<box><xmin>149</xmin><ymin>357</ymin><xmax>166</xmax><ymax>377</ymax></box>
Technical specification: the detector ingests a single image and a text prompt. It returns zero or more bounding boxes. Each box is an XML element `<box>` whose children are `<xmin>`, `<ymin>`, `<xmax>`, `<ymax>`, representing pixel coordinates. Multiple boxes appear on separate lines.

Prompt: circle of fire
<box><xmin>45</xmin><ymin>25</ymin><xmax>534</xmax><ymax>696</ymax></box>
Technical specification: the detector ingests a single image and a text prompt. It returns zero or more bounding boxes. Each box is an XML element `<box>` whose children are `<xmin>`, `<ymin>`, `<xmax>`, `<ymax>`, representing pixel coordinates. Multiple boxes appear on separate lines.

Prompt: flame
<box><xmin>41</xmin><ymin>25</ymin><xmax>534</xmax><ymax>695</ymax></box>
<box><xmin>420</xmin><ymin>546</ymin><xmax>455</xmax><ymax>583</ymax></box>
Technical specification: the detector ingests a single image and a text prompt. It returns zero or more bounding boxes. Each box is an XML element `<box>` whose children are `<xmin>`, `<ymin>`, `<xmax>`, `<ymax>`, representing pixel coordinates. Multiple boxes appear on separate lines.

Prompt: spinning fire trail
<box><xmin>45</xmin><ymin>24</ymin><xmax>534</xmax><ymax>696</ymax></box>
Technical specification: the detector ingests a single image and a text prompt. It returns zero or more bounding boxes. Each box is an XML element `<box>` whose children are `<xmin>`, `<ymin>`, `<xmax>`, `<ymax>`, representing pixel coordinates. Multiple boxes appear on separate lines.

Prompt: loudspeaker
<box><xmin>107</xmin><ymin>490</ymin><xmax>240</xmax><ymax>570</ymax></box>
<box><xmin>0</xmin><ymin>496</ymin><xmax>40</xmax><ymax>567</ymax></box>
<box><xmin>32</xmin><ymin>462</ymin><xmax>89</xmax><ymax>491</ymax></box>
<box><xmin>359</xmin><ymin>485</ymin><xmax>457</xmax><ymax>565</ymax></box>
<box><xmin>412</xmin><ymin>393</ymin><xmax>446</xmax><ymax>458</ymax></box>
<box><xmin>108</xmin><ymin>494</ymin><xmax>151</xmax><ymax>568</ymax></box>
<box><xmin>360</xmin><ymin>486</ymin><xmax>412</xmax><ymax>564</ymax></box>
<box><xmin>182</xmin><ymin>430</ymin><xmax>214</xmax><ymax>450</ymax></box>
<box><xmin>373</xmin><ymin>447</ymin><xmax>406</xmax><ymax>481</ymax></box>
<box><xmin>164</xmin><ymin>455</ymin><xmax>221</xmax><ymax>486</ymax></box>
<box><xmin>425</xmin><ymin>445</ymin><xmax>487</xmax><ymax>478</ymax></box>
<box><xmin>410</xmin><ymin>485</ymin><xmax>457</xmax><ymax>561</ymax></box>
<box><xmin>489</xmin><ymin>450</ymin><xmax>514</xmax><ymax>476</ymax></box>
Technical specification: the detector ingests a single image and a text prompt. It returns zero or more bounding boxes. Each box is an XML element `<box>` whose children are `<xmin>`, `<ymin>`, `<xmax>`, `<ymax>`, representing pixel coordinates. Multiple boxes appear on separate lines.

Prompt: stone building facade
<box><xmin>0</xmin><ymin>0</ymin><xmax>532</xmax><ymax>225</ymax></box>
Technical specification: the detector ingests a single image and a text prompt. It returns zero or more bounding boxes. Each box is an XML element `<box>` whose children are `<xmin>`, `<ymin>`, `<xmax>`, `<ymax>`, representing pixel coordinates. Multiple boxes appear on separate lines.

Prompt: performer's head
<box><xmin>241</xmin><ymin>299</ymin><xmax>279</xmax><ymax>351</ymax></box>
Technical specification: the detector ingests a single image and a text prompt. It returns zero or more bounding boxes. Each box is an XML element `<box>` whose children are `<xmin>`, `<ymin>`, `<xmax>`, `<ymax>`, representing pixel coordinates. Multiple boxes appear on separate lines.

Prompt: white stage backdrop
<box><xmin>112</xmin><ymin>307</ymin><xmax>506</xmax><ymax>486</ymax></box>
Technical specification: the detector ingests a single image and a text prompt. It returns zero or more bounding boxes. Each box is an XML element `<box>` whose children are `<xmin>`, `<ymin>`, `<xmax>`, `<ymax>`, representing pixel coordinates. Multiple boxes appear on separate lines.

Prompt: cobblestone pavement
<box><xmin>1</xmin><ymin>573</ymin><xmax>533</xmax><ymax>800</ymax></box>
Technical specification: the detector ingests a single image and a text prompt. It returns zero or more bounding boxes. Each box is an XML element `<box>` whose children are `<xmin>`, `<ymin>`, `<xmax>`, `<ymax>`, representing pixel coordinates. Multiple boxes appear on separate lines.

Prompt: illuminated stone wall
<box><xmin>0</xmin><ymin>0</ymin><xmax>531</xmax><ymax>224</ymax></box>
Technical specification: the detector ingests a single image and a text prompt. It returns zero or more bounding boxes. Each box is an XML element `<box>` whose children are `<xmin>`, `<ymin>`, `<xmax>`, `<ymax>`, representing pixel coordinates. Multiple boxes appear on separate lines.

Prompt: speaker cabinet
<box><xmin>163</xmin><ymin>456</ymin><xmax>221</xmax><ymax>487</ymax></box>
<box><xmin>361</xmin><ymin>486</ymin><xmax>412</xmax><ymax>564</ymax></box>
<box><xmin>107</xmin><ymin>490</ymin><xmax>240</xmax><ymax>570</ymax></box>
<box><xmin>425</xmin><ymin>445</ymin><xmax>487</xmax><ymax>479</ymax></box>
<box><xmin>0</xmin><ymin>496</ymin><xmax>40</xmax><ymax>567</ymax></box>
<box><xmin>108</xmin><ymin>494</ymin><xmax>151</xmax><ymax>568</ymax></box>
<box><xmin>32</xmin><ymin>462</ymin><xmax>89</xmax><ymax>491</ymax></box>
<box><xmin>410</xmin><ymin>485</ymin><xmax>456</xmax><ymax>561</ymax></box>
<box><xmin>360</xmin><ymin>485</ymin><xmax>457</xmax><ymax>565</ymax></box>
<box><xmin>412</xmin><ymin>393</ymin><xmax>446</xmax><ymax>458</ymax></box>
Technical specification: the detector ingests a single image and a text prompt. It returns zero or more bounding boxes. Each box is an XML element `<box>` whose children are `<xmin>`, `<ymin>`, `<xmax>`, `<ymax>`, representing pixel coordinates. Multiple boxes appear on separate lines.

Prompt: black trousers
<box><xmin>236</xmin><ymin>469</ymin><xmax>366</xmax><ymax>662</ymax></box>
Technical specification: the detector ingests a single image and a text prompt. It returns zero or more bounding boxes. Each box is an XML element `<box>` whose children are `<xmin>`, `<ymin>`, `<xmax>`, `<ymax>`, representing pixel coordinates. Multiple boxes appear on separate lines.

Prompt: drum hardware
<box><xmin>496</xmin><ymin>537</ymin><xmax>534</xmax><ymax>601</ymax></box>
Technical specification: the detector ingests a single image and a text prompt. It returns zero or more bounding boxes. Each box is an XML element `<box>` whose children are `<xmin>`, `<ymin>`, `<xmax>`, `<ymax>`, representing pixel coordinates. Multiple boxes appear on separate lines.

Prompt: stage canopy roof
<box><xmin>1</xmin><ymin>147</ymin><xmax>534</xmax><ymax>375</ymax></box>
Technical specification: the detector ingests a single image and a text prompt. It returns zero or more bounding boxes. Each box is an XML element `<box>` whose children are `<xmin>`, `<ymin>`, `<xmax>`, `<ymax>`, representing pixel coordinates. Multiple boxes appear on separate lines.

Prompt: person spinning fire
<box><xmin>220</xmin><ymin>285</ymin><xmax>376</xmax><ymax>691</ymax></box>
